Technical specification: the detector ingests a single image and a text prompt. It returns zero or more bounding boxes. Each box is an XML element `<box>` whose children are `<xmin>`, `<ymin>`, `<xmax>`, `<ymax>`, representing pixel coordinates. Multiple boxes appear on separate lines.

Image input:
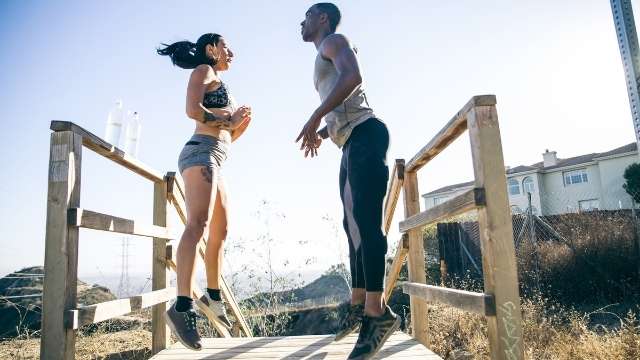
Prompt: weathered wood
<box><xmin>65</xmin><ymin>288</ymin><xmax>177</xmax><ymax>329</ymax></box>
<box><xmin>406</xmin><ymin>95</ymin><xmax>496</xmax><ymax>173</ymax></box>
<box><xmin>152</xmin><ymin>180</ymin><xmax>171</xmax><ymax>353</ymax></box>
<box><xmin>41</xmin><ymin>131</ymin><xmax>82</xmax><ymax>360</ymax></box>
<box><xmin>384</xmin><ymin>235</ymin><xmax>409</xmax><ymax>300</ymax></box>
<box><xmin>467</xmin><ymin>105</ymin><xmax>523</xmax><ymax>360</ymax></box>
<box><xmin>383</xmin><ymin>159</ymin><xmax>405</xmax><ymax>235</ymax></box>
<box><xmin>50</xmin><ymin>121</ymin><xmax>164</xmax><ymax>183</ymax></box>
<box><xmin>398</xmin><ymin>188</ymin><xmax>485</xmax><ymax>232</ymax></box>
<box><xmin>67</xmin><ymin>208</ymin><xmax>173</xmax><ymax>239</ymax></box>
<box><xmin>402</xmin><ymin>171</ymin><xmax>429</xmax><ymax>346</ymax></box>
<box><xmin>148</xmin><ymin>332</ymin><xmax>442</xmax><ymax>359</ymax></box>
<box><xmin>402</xmin><ymin>282</ymin><xmax>495</xmax><ymax>316</ymax></box>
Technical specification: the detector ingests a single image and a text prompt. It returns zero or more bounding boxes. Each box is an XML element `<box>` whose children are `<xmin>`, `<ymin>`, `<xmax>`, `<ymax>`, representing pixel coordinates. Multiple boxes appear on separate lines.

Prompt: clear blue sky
<box><xmin>0</xmin><ymin>0</ymin><xmax>636</xmax><ymax>282</ymax></box>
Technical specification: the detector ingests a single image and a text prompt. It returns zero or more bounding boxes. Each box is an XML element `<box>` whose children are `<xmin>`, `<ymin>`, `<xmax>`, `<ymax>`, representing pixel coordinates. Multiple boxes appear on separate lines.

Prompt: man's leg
<box><xmin>335</xmin><ymin>146</ymin><xmax>366</xmax><ymax>341</ymax></box>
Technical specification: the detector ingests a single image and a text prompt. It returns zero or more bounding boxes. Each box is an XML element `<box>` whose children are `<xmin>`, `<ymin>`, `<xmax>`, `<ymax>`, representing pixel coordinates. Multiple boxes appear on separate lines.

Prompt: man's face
<box><xmin>300</xmin><ymin>6</ymin><xmax>321</xmax><ymax>42</ymax></box>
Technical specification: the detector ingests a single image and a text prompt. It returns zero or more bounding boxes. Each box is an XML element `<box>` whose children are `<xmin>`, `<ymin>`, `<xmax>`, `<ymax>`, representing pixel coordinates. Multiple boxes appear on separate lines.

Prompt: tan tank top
<box><xmin>313</xmin><ymin>50</ymin><xmax>376</xmax><ymax>148</ymax></box>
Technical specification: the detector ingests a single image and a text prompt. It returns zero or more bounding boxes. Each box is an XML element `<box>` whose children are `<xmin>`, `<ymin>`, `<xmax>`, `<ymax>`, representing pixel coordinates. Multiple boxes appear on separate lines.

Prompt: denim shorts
<box><xmin>177</xmin><ymin>134</ymin><xmax>229</xmax><ymax>175</ymax></box>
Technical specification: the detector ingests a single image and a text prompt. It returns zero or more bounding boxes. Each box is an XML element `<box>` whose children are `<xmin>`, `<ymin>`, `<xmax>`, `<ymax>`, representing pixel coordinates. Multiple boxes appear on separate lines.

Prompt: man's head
<box><xmin>300</xmin><ymin>3</ymin><xmax>341</xmax><ymax>42</ymax></box>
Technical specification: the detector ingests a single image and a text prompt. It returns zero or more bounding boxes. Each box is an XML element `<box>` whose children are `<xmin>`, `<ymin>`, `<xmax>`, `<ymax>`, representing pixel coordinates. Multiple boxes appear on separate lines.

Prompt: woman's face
<box><xmin>210</xmin><ymin>37</ymin><xmax>234</xmax><ymax>71</ymax></box>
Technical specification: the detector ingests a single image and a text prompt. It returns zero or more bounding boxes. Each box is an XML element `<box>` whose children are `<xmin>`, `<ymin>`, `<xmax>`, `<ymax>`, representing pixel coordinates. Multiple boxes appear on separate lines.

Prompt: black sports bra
<box><xmin>202</xmin><ymin>82</ymin><xmax>230</xmax><ymax>108</ymax></box>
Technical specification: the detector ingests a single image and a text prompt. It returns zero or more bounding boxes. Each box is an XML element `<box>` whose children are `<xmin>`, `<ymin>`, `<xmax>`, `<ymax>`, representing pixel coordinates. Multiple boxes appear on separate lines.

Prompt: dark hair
<box><xmin>157</xmin><ymin>33</ymin><xmax>222</xmax><ymax>69</ymax></box>
<box><xmin>314</xmin><ymin>3</ymin><xmax>341</xmax><ymax>32</ymax></box>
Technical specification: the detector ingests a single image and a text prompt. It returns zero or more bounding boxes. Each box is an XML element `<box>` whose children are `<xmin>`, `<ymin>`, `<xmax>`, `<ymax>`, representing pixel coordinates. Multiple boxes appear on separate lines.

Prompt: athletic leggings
<box><xmin>339</xmin><ymin>118</ymin><xmax>390</xmax><ymax>292</ymax></box>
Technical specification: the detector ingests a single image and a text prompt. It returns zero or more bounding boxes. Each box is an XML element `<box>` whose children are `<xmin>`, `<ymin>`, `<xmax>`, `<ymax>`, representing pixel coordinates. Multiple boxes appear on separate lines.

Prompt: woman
<box><xmin>157</xmin><ymin>33</ymin><xmax>251</xmax><ymax>351</ymax></box>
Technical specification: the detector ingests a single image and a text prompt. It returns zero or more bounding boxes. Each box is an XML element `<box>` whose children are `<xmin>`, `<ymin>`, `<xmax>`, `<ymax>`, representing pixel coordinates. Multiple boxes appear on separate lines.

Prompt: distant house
<box><xmin>422</xmin><ymin>143</ymin><xmax>639</xmax><ymax>215</ymax></box>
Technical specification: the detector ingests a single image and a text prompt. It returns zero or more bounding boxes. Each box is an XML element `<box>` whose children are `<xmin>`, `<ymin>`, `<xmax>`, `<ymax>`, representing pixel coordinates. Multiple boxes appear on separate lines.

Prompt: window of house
<box><xmin>508</xmin><ymin>178</ymin><xmax>520</xmax><ymax>195</ymax></box>
<box><xmin>578</xmin><ymin>199</ymin><xmax>599</xmax><ymax>212</ymax></box>
<box><xmin>523</xmin><ymin>177</ymin><xmax>535</xmax><ymax>194</ymax></box>
<box><xmin>433</xmin><ymin>196</ymin><xmax>448</xmax><ymax>206</ymax></box>
<box><xmin>564</xmin><ymin>169</ymin><xmax>588</xmax><ymax>186</ymax></box>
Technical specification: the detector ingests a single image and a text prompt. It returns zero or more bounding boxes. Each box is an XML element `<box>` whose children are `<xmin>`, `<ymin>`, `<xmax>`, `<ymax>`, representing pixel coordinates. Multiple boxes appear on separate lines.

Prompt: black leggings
<box><xmin>339</xmin><ymin>118</ymin><xmax>390</xmax><ymax>292</ymax></box>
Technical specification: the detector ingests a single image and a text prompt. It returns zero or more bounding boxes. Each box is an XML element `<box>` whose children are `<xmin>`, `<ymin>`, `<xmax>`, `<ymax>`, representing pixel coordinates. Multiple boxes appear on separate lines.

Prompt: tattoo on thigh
<box><xmin>201</xmin><ymin>166</ymin><xmax>213</xmax><ymax>184</ymax></box>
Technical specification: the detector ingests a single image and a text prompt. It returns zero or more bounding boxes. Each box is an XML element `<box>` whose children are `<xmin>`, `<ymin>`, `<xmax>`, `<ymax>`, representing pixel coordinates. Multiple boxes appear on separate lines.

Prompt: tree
<box><xmin>623</xmin><ymin>163</ymin><xmax>640</xmax><ymax>203</ymax></box>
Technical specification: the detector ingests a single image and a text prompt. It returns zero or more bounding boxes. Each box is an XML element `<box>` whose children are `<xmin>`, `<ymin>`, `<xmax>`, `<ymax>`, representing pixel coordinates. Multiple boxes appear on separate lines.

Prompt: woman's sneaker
<box><xmin>195</xmin><ymin>292</ymin><xmax>233</xmax><ymax>329</ymax></box>
<box><xmin>164</xmin><ymin>304</ymin><xmax>202</xmax><ymax>351</ymax></box>
<box><xmin>347</xmin><ymin>306</ymin><xmax>401</xmax><ymax>360</ymax></box>
<box><xmin>335</xmin><ymin>303</ymin><xmax>364</xmax><ymax>341</ymax></box>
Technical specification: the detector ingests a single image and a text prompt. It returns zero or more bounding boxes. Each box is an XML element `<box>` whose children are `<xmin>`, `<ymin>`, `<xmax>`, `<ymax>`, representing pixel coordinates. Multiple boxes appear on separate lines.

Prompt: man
<box><xmin>296</xmin><ymin>3</ymin><xmax>400</xmax><ymax>359</ymax></box>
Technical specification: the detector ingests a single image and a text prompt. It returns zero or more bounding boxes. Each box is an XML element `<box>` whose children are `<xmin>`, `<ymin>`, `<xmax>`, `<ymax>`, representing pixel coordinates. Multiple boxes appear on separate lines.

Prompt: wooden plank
<box><xmin>152</xmin><ymin>180</ymin><xmax>171</xmax><ymax>354</ymax></box>
<box><xmin>383</xmin><ymin>159</ymin><xmax>405</xmax><ymax>235</ymax></box>
<box><xmin>402</xmin><ymin>282</ymin><xmax>495</xmax><ymax>316</ymax></box>
<box><xmin>166</xmin><ymin>171</ymin><xmax>252</xmax><ymax>337</ymax></box>
<box><xmin>401</xmin><ymin>171</ymin><xmax>429</xmax><ymax>346</ymax></box>
<box><xmin>149</xmin><ymin>332</ymin><xmax>442</xmax><ymax>359</ymax></box>
<box><xmin>67</xmin><ymin>208</ymin><xmax>173</xmax><ymax>239</ymax></box>
<box><xmin>467</xmin><ymin>105</ymin><xmax>523</xmax><ymax>360</ymax></box>
<box><xmin>405</xmin><ymin>95</ymin><xmax>496</xmax><ymax>173</ymax></box>
<box><xmin>50</xmin><ymin>121</ymin><xmax>164</xmax><ymax>183</ymax></box>
<box><xmin>40</xmin><ymin>131</ymin><xmax>82</xmax><ymax>360</ymax></box>
<box><xmin>384</xmin><ymin>235</ymin><xmax>409</xmax><ymax>300</ymax></box>
<box><xmin>65</xmin><ymin>288</ymin><xmax>176</xmax><ymax>329</ymax></box>
<box><xmin>398</xmin><ymin>188</ymin><xmax>485</xmax><ymax>232</ymax></box>
<box><xmin>131</xmin><ymin>287</ymin><xmax>177</xmax><ymax>309</ymax></box>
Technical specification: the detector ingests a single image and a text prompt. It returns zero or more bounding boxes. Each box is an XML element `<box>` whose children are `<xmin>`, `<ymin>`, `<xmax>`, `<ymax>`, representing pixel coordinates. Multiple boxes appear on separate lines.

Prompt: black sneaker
<box><xmin>347</xmin><ymin>306</ymin><xmax>401</xmax><ymax>360</ymax></box>
<box><xmin>164</xmin><ymin>304</ymin><xmax>202</xmax><ymax>351</ymax></box>
<box><xmin>335</xmin><ymin>303</ymin><xmax>364</xmax><ymax>341</ymax></box>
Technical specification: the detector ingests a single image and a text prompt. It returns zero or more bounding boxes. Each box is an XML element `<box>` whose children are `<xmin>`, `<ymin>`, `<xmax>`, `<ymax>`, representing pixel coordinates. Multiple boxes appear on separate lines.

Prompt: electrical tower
<box><xmin>611</xmin><ymin>0</ymin><xmax>640</xmax><ymax>152</ymax></box>
<box><xmin>116</xmin><ymin>236</ymin><xmax>130</xmax><ymax>297</ymax></box>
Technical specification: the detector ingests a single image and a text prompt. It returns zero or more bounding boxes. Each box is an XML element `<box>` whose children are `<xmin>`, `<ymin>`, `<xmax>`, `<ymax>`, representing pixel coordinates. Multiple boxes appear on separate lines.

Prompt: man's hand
<box><xmin>296</xmin><ymin>116</ymin><xmax>322</xmax><ymax>158</ymax></box>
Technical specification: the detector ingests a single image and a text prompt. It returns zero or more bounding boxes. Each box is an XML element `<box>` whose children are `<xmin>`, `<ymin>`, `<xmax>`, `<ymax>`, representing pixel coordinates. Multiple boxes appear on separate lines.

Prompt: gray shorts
<box><xmin>178</xmin><ymin>134</ymin><xmax>229</xmax><ymax>175</ymax></box>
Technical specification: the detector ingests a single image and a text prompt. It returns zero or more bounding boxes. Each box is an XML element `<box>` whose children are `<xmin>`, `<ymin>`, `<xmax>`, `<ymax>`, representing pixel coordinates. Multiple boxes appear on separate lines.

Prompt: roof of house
<box><xmin>423</xmin><ymin>142</ymin><xmax>637</xmax><ymax>197</ymax></box>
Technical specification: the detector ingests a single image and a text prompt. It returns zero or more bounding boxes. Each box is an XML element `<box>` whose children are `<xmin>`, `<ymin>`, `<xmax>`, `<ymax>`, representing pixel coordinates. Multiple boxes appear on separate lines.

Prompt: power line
<box><xmin>0</xmin><ymin>294</ymin><xmax>43</xmax><ymax>300</ymax></box>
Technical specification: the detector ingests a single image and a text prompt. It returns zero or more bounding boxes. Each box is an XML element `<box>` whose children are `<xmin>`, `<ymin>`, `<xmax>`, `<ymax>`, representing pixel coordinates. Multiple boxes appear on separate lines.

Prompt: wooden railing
<box><xmin>382</xmin><ymin>95</ymin><xmax>524</xmax><ymax>360</ymax></box>
<box><xmin>40</xmin><ymin>121</ymin><xmax>252</xmax><ymax>360</ymax></box>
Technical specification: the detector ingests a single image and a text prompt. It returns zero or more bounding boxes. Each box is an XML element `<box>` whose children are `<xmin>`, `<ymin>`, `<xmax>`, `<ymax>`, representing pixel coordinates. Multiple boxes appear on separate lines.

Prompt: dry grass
<box><xmin>424</xmin><ymin>296</ymin><xmax>640</xmax><ymax>360</ymax></box>
<box><xmin>0</xmin><ymin>328</ymin><xmax>151</xmax><ymax>360</ymax></box>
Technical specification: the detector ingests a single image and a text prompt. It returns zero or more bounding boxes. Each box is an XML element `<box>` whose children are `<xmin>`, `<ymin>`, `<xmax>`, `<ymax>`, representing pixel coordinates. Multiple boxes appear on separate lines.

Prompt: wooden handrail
<box><xmin>68</xmin><ymin>208</ymin><xmax>174</xmax><ymax>239</ymax></box>
<box><xmin>405</xmin><ymin>95</ymin><xmax>496</xmax><ymax>173</ymax></box>
<box><xmin>383</xmin><ymin>234</ymin><xmax>409</xmax><ymax>300</ymax></box>
<box><xmin>398</xmin><ymin>188</ymin><xmax>485</xmax><ymax>232</ymax></box>
<box><xmin>402</xmin><ymin>282</ymin><xmax>495</xmax><ymax>316</ymax></box>
<box><xmin>383</xmin><ymin>159</ymin><xmax>405</xmax><ymax>235</ymax></box>
<box><xmin>393</xmin><ymin>96</ymin><xmax>523</xmax><ymax>359</ymax></box>
<box><xmin>50</xmin><ymin>121</ymin><xmax>165</xmax><ymax>182</ymax></box>
<box><xmin>65</xmin><ymin>288</ymin><xmax>176</xmax><ymax>329</ymax></box>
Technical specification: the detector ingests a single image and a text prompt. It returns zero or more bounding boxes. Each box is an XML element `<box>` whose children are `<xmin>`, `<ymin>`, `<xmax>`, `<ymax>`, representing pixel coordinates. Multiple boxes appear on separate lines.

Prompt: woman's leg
<box><xmin>205</xmin><ymin>177</ymin><xmax>228</xmax><ymax>291</ymax></box>
<box><xmin>177</xmin><ymin>166</ymin><xmax>217</xmax><ymax>298</ymax></box>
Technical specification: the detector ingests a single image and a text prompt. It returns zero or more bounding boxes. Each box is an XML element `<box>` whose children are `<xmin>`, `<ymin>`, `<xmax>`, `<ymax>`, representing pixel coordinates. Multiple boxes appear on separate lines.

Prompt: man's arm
<box><xmin>310</xmin><ymin>34</ymin><xmax>363</xmax><ymax>123</ymax></box>
<box><xmin>296</xmin><ymin>34</ymin><xmax>362</xmax><ymax>152</ymax></box>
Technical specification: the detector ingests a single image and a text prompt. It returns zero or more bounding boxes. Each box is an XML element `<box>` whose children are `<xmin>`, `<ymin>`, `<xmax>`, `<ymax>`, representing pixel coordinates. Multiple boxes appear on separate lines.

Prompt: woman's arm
<box><xmin>185</xmin><ymin>65</ymin><xmax>232</xmax><ymax>127</ymax></box>
<box><xmin>231</xmin><ymin>117</ymin><xmax>251</xmax><ymax>142</ymax></box>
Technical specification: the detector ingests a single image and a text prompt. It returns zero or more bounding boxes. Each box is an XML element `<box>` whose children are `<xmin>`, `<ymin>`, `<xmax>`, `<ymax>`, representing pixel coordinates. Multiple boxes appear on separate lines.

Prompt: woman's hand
<box><xmin>230</xmin><ymin>105</ymin><xmax>252</xmax><ymax>129</ymax></box>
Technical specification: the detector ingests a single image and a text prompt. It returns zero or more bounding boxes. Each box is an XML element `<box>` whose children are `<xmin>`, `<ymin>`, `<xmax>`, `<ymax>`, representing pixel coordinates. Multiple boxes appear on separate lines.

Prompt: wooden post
<box><xmin>468</xmin><ymin>105</ymin><xmax>524</xmax><ymax>360</ymax></box>
<box><xmin>41</xmin><ymin>131</ymin><xmax>82</xmax><ymax>360</ymax></box>
<box><xmin>402</xmin><ymin>171</ymin><xmax>429</xmax><ymax>346</ymax></box>
<box><xmin>152</xmin><ymin>179</ymin><xmax>170</xmax><ymax>353</ymax></box>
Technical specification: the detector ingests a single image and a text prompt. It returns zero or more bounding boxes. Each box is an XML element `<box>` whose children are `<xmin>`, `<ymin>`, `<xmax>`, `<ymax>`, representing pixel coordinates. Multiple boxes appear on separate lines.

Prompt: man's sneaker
<box><xmin>164</xmin><ymin>304</ymin><xmax>202</xmax><ymax>351</ymax></box>
<box><xmin>334</xmin><ymin>303</ymin><xmax>364</xmax><ymax>341</ymax></box>
<box><xmin>195</xmin><ymin>292</ymin><xmax>232</xmax><ymax>329</ymax></box>
<box><xmin>347</xmin><ymin>306</ymin><xmax>401</xmax><ymax>360</ymax></box>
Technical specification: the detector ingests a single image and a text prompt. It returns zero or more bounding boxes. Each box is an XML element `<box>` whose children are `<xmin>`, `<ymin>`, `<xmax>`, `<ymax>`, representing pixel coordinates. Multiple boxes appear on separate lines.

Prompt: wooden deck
<box><xmin>150</xmin><ymin>331</ymin><xmax>442</xmax><ymax>359</ymax></box>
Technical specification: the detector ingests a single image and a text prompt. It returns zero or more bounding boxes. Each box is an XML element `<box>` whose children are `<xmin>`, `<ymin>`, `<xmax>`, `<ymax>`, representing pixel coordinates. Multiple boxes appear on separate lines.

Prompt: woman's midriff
<box><xmin>194</xmin><ymin>123</ymin><xmax>232</xmax><ymax>143</ymax></box>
